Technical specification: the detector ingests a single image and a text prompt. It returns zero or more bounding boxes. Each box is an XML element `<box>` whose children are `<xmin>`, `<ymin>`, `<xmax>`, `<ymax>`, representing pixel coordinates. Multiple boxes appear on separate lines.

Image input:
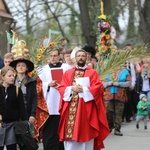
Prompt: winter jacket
<box><xmin>137</xmin><ymin>101</ymin><xmax>150</xmax><ymax>115</ymax></box>
<box><xmin>15</xmin><ymin>76</ymin><xmax>38</xmax><ymax>118</ymax></box>
<box><xmin>0</xmin><ymin>57</ymin><xmax>4</xmax><ymax>69</ymax></box>
<box><xmin>0</xmin><ymin>85</ymin><xmax>5</xmax><ymax>118</ymax></box>
<box><xmin>135</xmin><ymin>72</ymin><xmax>150</xmax><ymax>93</ymax></box>
<box><xmin>0</xmin><ymin>84</ymin><xmax>27</xmax><ymax>123</ymax></box>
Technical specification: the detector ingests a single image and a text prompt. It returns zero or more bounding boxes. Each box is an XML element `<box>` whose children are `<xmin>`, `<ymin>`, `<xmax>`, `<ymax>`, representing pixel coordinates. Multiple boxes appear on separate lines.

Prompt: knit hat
<box><xmin>139</xmin><ymin>94</ymin><xmax>146</xmax><ymax>101</ymax></box>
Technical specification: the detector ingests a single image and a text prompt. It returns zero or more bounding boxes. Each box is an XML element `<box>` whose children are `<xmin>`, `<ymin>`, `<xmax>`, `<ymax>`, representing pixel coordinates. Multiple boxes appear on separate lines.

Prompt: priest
<box><xmin>58</xmin><ymin>49</ymin><xmax>109</xmax><ymax>150</ymax></box>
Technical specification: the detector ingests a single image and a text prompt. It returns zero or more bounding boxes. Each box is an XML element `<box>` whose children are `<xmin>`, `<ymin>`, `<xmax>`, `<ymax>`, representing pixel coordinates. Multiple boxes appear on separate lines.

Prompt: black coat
<box><xmin>15</xmin><ymin>76</ymin><xmax>38</xmax><ymax>118</ymax></box>
<box><xmin>0</xmin><ymin>85</ymin><xmax>5</xmax><ymax>119</ymax></box>
<box><xmin>135</xmin><ymin>72</ymin><xmax>150</xmax><ymax>93</ymax></box>
<box><xmin>0</xmin><ymin>57</ymin><xmax>4</xmax><ymax>69</ymax></box>
<box><xmin>0</xmin><ymin>84</ymin><xmax>27</xmax><ymax>123</ymax></box>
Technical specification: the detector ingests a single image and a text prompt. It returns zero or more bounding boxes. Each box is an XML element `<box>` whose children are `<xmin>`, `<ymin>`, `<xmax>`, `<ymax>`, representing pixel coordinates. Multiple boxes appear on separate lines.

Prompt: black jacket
<box><xmin>0</xmin><ymin>84</ymin><xmax>27</xmax><ymax>123</ymax></box>
<box><xmin>0</xmin><ymin>85</ymin><xmax>5</xmax><ymax>118</ymax></box>
<box><xmin>135</xmin><ymin>72</ymin><xmax>150</xmax><ymax>93</ymax></box>
<box><xmin>0</xmin><ymin>57</ymin><xmax>4</xmax><ymax>69</ymax></box>
<box><xmin>15</xmin><ymin>76</ymin><xmax>38</xmax><ymax>118</ymax></box>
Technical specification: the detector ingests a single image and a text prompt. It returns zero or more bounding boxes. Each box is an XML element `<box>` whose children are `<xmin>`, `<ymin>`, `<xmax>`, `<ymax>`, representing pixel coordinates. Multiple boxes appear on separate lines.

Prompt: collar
<box><xmin>49</xmin><ymin>62</ymin><xmax>62</xmax><ymax>68</ymax></box>
<box><xmin>76</xmin><ymin>65</ymin><xmax>87</xmax><ymax>70</ymax></box>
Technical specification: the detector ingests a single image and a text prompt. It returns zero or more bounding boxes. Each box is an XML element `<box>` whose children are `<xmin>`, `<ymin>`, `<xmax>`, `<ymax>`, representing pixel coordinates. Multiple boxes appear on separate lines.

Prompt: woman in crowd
<box><xmin>0</xmin><ymin>66</ymin><xmax>27</xmax><ymax>150</ymax></box>
<box><xmin>10</xmin><ymin>57</ymin><xmax>37</xmax><ymax>136</ymax></box>
<box><xmin>135</xmin><ymin>57</ymin><xmax>150</xmax><ymax>120</ymax></box>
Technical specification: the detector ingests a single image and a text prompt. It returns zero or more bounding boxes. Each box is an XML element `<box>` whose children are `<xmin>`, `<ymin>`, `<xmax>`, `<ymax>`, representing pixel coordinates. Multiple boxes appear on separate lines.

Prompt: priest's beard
<box><xmin>77</xmin><ymin>61</ymin><xmax>86</xmax><ymax>67</ymax></box>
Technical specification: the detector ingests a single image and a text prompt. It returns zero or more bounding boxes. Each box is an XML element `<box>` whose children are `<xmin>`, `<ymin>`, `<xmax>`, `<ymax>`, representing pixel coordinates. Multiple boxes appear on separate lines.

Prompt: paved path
<box><xmin>104</xmin><ymin>120</ymin><xmax>150</xmax><ymax>150</ymax></box>
<box><xmin>38</xmin><ymin>120</ymin><xmax>150</xmax><ymax>150</ymax></box>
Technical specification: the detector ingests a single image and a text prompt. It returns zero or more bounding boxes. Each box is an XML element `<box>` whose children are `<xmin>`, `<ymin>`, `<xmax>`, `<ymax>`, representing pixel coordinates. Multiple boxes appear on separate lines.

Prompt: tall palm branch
<box><xmin>96</xmin><ymin>45</ymin><xmax>150</xmax><ymax>80</ymax></box>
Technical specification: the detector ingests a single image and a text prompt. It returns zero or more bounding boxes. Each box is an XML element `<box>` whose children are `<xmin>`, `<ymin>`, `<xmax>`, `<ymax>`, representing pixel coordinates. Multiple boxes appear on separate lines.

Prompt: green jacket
<box><xmin>137</xmin><ymin>101</ymin><xmax>150</xmax><ymax>115</ymax></box>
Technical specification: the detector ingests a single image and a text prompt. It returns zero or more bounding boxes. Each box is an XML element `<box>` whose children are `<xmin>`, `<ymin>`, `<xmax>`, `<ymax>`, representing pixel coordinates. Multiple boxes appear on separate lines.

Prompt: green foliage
<box><xmin>96</xmin><ymin>44</ymin><xmax>150</xmax><ymax>80</ymax></box>
<box><xmin>0</xmin><ymin>32</ymin><xmax>3</xmax><ymax>37</ymax></box>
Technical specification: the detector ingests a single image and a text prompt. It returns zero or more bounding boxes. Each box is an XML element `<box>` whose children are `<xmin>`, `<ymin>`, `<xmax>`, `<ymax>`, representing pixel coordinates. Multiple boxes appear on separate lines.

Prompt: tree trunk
<box><xmin>127</xmin><ymin>0</ymin><xmax>135</xmax><ymax>38</ymax></box>
<box><xmin>104</xmin><ymin>0</ymin><xmax>121</xmax><ymax>36</ymax></box>
<box><xmin>103</xmin><ymin>0</ymin><xmax>112</xmax><ymax>15</ymax></box>
<box><xmin>137</xmin><ymin>0</ymin><xmax>150</xmax><ymax>44</ymax></box>
<box><xmin>78</xmin><ymin>0</ymin><xmax>96</xmax><ymax>47</ymax></box>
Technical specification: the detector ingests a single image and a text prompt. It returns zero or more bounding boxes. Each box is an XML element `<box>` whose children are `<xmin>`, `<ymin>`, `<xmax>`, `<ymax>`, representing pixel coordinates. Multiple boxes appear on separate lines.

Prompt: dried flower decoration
<box><xmin>38</xmin><ymin>49</ymin><xmax>43</xmax><ymax>53</ymax></box>
<box><xmin>29</xmin><ymin>35</ymin><xmax>62</xmax><ymax>79</ymax></box>
<box><xmin>49</xmin><ymin>42</ymin><xmax>55</xmax><ymax>47</ymax></box>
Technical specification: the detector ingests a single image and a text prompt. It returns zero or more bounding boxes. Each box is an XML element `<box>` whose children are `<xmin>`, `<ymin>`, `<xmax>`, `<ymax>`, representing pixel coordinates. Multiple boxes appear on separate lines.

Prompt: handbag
<box><xmin>14</xmin><ymin>121</ymin><xmax>39</xmax><ymax>150</ymax></box>
<box><xmin>0</xmin><ymin>127</ymin><xmax>6</xmax><ymax>146</ymax></box>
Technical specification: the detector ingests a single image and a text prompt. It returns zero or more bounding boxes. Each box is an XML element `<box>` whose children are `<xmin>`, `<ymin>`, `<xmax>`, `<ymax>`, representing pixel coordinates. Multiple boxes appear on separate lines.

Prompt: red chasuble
<box><xmin>58</xmin><ymin>66</ymin><xmax>109</xmax><ymax>150</ymax></box>
<box><xmin>34</xmin><ymin>77</ymin><xmax>49</xmax><ymax>141</ymax></box>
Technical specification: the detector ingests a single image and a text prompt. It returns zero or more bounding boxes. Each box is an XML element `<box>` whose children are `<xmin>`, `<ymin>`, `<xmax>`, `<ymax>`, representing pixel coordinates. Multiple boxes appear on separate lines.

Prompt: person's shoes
<box><xmin>136</xmin><ymin>124</ymin><xmax>139</xmax><ymax>129</ymax></box>
<box><xmin>144</xmin><ymin>126</ymin><xmax>147</xmax><ymax>130</ymax></box>
<box><xmin>114</xmin><ymin>130</ymin><xmax>123</xmax><ymax>136</ymax></box>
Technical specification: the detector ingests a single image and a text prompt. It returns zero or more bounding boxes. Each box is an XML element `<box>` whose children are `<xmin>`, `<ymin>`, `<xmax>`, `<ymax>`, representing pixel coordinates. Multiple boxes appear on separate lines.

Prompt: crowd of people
<box><xmin>0</xmin><ymin>39</ymin><xmax>150</xmax><ymax>150</ymax></box>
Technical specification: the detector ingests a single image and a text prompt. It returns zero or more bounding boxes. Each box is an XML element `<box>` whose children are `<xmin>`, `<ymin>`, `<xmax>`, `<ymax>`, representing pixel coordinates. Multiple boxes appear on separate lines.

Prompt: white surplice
<box><xmin>38</xmin><ymin>64</ymin><xmax>62</xmax><ymax>115</ymax></box>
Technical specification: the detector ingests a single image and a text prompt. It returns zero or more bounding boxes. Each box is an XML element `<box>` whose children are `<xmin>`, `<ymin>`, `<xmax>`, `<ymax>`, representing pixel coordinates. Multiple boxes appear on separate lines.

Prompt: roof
<box><xmin>0</xmin><ymin>10</ymin><xmax>13</xmax><ymax>19</ymax></box>
<box><xmin>0</xmin><ymin>0</ymin><xmax>13</xmax><ymax>19</ymax></box>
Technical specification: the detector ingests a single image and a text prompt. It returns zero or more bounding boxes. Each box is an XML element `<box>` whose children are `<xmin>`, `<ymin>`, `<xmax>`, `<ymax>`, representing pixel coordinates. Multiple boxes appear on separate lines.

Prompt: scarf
<box><xmin>15</xmin><ymin>76</ymin><xmax>27</xmax><ymax>94</ymax></box>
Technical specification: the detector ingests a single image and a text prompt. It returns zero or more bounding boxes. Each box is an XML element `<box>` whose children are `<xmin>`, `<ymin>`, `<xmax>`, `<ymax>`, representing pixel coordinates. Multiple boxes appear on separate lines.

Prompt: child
<box><xmin>136</xmin><ymin>94</ymin><xmax>150</xmax><ymax>129</ymax></box>
<box><xmin>0</xmin><ymin>66</ymin><xmax>27</xmax><ymax>150</ymax></box>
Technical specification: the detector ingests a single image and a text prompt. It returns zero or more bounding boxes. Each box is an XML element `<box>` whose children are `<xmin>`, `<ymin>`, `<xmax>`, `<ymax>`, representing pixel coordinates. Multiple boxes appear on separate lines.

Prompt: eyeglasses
<box><xmin>50</xmin><ymin>55</ymin><xmax>59</xmax><ymax>57</ymax></box>
<box><xmin>76</xmin><ymin>55</ymin><xmax>86</xmax><ymax>58</ymax></box>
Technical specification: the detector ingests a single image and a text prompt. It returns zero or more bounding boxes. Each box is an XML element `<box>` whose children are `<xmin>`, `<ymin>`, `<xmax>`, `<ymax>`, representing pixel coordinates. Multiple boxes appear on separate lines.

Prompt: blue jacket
<box><xmin>0</xmin><ymin>57</ymin><xmax>4</xmax><ymax>69</ymax></box>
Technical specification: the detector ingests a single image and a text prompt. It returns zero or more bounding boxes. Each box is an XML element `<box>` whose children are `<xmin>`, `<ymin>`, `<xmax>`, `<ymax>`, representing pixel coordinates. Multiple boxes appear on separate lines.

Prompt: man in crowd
<box><xmin>58</xmin><ymin>49</ymin><xmax>109</xmax><ymax>150</ymax></box>
<box><xmin>103</xmin><ymin>67</ymin><xmax>131</xmax><ymax>136</ymax></box>
<box><xmin>61</xmin><ymin>49</ymin><xmax>74</xmax><ymax>72</ymax></box>
<box><xmin>60</xmin><ymin>38</ymin><xmax>67</xmax><ymax>49</ymax></box>
<box><xmin>38</xmin><ymin>49</ymin><xmax>64</xmax><ymax>150</ymax></box>
<box><xmin>4</xmin><ymin>52</ymin><xmax>14</xmax><ymax>66</ymax></box>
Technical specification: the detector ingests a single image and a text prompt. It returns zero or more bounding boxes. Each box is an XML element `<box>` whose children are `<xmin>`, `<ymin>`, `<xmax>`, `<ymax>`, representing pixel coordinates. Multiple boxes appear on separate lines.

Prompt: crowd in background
<box><xmin>0</xmin><ymin>39</ymin><xmax>150</xmax><ymax>150</ymax></box>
